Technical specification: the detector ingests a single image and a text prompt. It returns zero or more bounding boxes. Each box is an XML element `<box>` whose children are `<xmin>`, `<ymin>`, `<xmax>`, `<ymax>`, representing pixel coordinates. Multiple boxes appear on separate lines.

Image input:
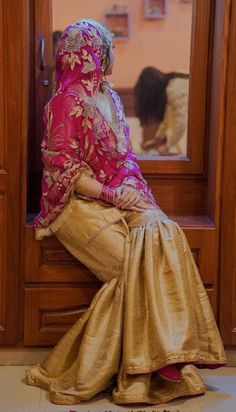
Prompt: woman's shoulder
<box><xmin>107</xmin><ymin>87</ymin><xmax>125</xmax><ymax>115</ymax></box>
<box><xmin>101</xmin><ymin>81</ymin><xmax>121</xmax><ymax>101</ymax></box>
<box><xmin>167</xmin><ymin>74</ymin><xmax>189</xmax><ymax>90</ymax></box>
<box><xmin>46</xmin><ymin>89</ymin><xmax>86</xmax><ymax>116</ymax></box>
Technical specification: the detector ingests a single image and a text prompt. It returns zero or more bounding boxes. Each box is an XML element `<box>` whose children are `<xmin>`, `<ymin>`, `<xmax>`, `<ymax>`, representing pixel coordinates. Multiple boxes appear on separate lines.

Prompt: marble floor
<box><xmin>0</xmin><ymin>366</ymin><xmax>235</xmax><ymax>412</ymax></box>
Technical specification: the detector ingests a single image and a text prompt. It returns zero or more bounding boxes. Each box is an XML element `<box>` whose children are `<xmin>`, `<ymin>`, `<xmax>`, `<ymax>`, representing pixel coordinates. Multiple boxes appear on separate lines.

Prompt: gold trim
<box><xmin>34</xmin><ymin>198</ymin><xmax>77</xmax><ymax>240</ymax></box>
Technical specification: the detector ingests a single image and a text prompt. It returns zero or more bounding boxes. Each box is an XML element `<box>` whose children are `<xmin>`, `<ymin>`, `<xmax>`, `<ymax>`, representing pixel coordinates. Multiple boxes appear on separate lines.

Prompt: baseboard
<box><xmin>0</xmin><ymin>348</ymin><xmax>235</xmax><ymax>366</ymax></box>
<box><xmin>0</xmin><ymin>348</ymin><xmax>50</xmax><ymax>365</ymax></box>
<box><xmin>224</xmin><ymin>349</ymin><xmax>236</xmax><ymax>367</ymax></box>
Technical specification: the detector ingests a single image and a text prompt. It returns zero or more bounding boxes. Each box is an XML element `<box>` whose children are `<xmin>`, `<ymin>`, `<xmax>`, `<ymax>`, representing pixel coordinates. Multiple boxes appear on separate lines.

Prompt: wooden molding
<box><xmin>219</xmin><ymin>0</ymin><xmax>236</xmax><ymax>345</ymax></box>
<box><xmin>0</xmin><ymin>0</ymin><xmax>22</xmax><ymax>345</ymax></box>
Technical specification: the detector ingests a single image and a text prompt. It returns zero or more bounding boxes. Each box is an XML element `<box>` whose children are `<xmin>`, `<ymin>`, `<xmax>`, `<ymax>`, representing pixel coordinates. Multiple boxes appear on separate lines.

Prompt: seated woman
<box><xmin>25</xmin><ymin>19</ymin><xmax>226</xmax><ymax>406</ymax></box>
<box><xmin>134</xmin><ymin>66</ymin><xmax>189</xmax><ymax>156</ymax></box>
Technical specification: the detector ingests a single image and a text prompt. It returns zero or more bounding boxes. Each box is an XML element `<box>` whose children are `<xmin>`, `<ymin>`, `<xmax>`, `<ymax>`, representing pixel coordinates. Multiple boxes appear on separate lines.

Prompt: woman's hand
<box><xmin>114</xmin><ymin>186</ymin><xmax>141</xmax><ymax>208</ymax></box>
<box><xmin>114</xmin><ymin>186</ymin><xmax>155</xmax><ymax>212</ymax></box>
<box><xmin>158</xmin><ymin>143</ymin><xmax>170</xmax><ymax>156</ymax></box>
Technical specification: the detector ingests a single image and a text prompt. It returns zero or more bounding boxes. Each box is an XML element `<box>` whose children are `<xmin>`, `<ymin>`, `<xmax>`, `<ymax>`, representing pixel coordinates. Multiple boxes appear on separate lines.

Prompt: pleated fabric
<box><xmin>25</xmin><ymin>198</ymin><xmax>226</xmax><ymax>405</ymax></box>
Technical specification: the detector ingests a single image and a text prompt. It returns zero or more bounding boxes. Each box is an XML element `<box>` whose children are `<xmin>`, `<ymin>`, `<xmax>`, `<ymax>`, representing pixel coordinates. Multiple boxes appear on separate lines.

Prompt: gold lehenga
<box><xmin>25</xmin><ymin>197</ymin><xmax>227</xmax><ymax>405</ymax></box>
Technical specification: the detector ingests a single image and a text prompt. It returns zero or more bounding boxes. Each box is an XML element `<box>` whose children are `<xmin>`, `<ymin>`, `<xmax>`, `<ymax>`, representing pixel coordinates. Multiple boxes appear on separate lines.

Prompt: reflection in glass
<box><xmin>131</xmin><ymin>68</ymin><xmax>189</xmax><ymax>157</ymax></box>
<box><xmin>52</xmin><ymin>0</ymin><xmax>193</xmax><ymax>158</ymax></box>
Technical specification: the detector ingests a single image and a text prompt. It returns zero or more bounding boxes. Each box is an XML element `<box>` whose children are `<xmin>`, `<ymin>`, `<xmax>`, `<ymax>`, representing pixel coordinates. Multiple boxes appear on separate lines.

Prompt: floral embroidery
<box><xmin>82</xmin><ymin>61</ymin><xmax>96</xmax><ymax>74</ymax></box>
<box><xmin>81</xmin><ymin>77</ymin><xmax>97</xmax><ymax>94</ymax></box>
<box><xmin>69</xmin><ymin>105</ymin><xmax>83</xmax><ymax>117</ymax></box>
<box><xmin>62</xmin><ymin>27</ymin><xmax>87</xmax><ymax>52</ymax></box>
<box><xmin>77</xmin><ymin>21</ymin><xmax>103</xmax><ymax>55</ymax></box>
<box><xmin>62</xmin><ymin>52</ymin><xmax>81</xmax><ymax>71</ymax></box>
<box><xmin>81</xmin><ymin>49</ymin><xmax>96</xmax><ymax>74</ymax></box>
<box><xmin>69</xmin><ymin>138</ymin><xmax>79</xmax><ymax>149</ymax></box>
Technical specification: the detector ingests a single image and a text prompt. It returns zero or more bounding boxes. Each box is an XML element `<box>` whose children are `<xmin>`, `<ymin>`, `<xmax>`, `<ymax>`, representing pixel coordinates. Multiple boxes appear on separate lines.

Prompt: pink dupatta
<box><xmin>34</xmin><ymin>19</ymin><xmax>157</xmax><ymax>239</ymax></box>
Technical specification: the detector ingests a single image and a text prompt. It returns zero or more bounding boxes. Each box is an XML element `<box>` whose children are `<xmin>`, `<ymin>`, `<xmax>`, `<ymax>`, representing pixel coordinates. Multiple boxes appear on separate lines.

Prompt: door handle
<box><xmin>39</xmin><ymin>38</ymin><xmax>46</xmax><ymax>70</ymax></box>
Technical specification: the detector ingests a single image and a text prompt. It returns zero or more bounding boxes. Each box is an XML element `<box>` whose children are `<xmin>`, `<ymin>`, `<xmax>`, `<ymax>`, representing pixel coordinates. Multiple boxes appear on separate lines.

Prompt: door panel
<box><xmin>24</xmin><ymin>287</ymin><xmax>100</xmax><ymax>346</ymax></box>
<box><xmin>24</xmin><ymin>225</ymin><xmax>102</xmax><ymax>284</ymax></box>
<box><xmin>0</xmin><ymin>0</ymin><xmax>21</xmax><ymax>344</ymax></box>
<box><xmin>219</xmin><ymin>0</ymin><xmax>236</xmax><ymax>345</ymax></box>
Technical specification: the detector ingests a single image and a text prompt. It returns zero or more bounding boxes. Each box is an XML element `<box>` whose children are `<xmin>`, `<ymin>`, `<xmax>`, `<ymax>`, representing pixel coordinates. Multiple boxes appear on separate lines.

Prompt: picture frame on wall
<box><xmin>144</xmin><ymin>0</ymin><xmax>168</xmax><ymax>19</ymax></box>
<box><xmin>104</xmin><ymin>11</ymin><xmax>130</xmax><ymax>40</ymax></box>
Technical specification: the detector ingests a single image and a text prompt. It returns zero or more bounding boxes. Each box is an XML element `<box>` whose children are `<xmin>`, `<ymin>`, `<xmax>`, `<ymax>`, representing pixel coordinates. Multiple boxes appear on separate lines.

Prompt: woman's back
<box><xmin>158</xmin><ymin>75</ymin><xmax>189</xmax><ymax>154</ymax></box>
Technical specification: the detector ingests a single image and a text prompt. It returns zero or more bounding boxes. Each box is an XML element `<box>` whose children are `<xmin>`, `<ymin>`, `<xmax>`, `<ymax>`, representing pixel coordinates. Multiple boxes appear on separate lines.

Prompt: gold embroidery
<box><xmin>81</xmin><ymin>77</ymin><xmax>97</xmax><ymax>93</ymax></box>
<box><xmin>69</xmin><ymin>105</ymin><xmax>83</xmax><ymax>117</ymax></box>
<box><xmin>63</xmin><ymin>27</ymin><xmax>87</xmax><ymax>52</ymax></box>
<box><xmin>62</xmin><ymin>52</ymin><xmax>81</xmax><ymax>71</ymax></box>
<box><xmin>81</xmin><ymin>49</ymin><xmax>96</xmax><ymax>74</ymax></box>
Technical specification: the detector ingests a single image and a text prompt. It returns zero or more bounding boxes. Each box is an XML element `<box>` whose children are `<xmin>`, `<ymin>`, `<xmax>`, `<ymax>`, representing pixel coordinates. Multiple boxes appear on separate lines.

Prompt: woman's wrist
<box><xmin>122</xmin><ymin>182</ymin><xmax>136</xmax><ymax>189</ymax></box>
<box><xmin>99</xmin><ymin>185</ymin><xmax>115</xmax><ymax>205</ymax></box>
<box><xmin>75</xmin><ymin>173</ymin><xmax>105</xmax><ymax>199</ymax></box>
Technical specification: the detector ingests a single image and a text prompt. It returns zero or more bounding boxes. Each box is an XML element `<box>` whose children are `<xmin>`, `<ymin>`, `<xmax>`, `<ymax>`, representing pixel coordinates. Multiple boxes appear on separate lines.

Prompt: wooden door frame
<box><xmin>219</xmin><ymin>0</ymin><xmax>236</xmax><ymax>346</ymax></box>
<box><xmin>0</xmin><ymin>0</ymin><xmax>23</xmax><ymax>344</ymax></box>
<box><xmin>139</xmin><ymin>0</ymin><xmax>213</xmax><ymax>175</ymax></box>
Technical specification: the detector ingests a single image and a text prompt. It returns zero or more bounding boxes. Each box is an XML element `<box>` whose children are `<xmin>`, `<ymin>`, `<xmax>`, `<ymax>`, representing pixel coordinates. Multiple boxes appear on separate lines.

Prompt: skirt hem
<box><xmin>112</xmin><ymin>385</ymin><xmax>207</xmax><ymax>405</ymax></box>
<box><xmin>125</xmin><ymin>355</ymin><xmax>227</xmax><ymax>374</ymax></box>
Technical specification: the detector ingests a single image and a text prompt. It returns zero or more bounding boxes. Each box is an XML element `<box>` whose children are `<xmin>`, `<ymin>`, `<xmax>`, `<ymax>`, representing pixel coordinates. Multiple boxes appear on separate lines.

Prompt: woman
<box><xmin>134</xmin><ymin>67</ymin><xmax>189</xmax><ymax>156</ymax></box>
<box><xmin>25</xmin><ymin>19</ymin><xmax>226</xmax><ymax>406</ymax></box>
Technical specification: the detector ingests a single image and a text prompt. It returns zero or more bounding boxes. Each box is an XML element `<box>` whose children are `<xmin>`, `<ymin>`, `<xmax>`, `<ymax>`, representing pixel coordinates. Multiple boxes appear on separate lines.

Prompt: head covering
<box><xmin>54</xmin><ymin>19</ymin><xmax>113</xmax><ymax>95</ymax></box>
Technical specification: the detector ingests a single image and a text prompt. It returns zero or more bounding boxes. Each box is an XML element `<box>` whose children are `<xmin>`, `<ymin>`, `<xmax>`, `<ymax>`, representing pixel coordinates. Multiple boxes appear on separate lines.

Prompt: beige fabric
<box><xmin>25</xmin><ymin>198</ymin><xmax>226</xmax><ymax>405</ymax></box>
<box><xmin>156</xmin><ymin>77</ymin><xmax>189</xmax><ymax>155</ymax></box>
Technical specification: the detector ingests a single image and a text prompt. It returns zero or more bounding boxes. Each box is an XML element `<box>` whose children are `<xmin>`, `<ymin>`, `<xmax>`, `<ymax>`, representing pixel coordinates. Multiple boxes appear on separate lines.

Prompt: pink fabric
<box><xmin>34</xmin><ymin>20</ymin><xmax>157</xmax><ymax>230</ymax></box>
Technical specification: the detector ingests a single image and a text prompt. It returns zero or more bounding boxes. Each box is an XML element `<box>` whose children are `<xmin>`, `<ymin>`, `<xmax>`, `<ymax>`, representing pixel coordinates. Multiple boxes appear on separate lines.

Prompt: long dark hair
<box><xmin>134</xmin><ymin>67</ymin><xmax>186</xmax><ymax>126</ymax></box>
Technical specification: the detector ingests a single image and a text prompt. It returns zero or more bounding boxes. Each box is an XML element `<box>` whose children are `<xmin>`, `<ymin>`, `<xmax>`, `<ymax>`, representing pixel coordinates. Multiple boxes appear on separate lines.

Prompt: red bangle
<box><xmin>100</xmin><ymin>185</ymin><xmax>115</xmax><ymax>204</ymax></box>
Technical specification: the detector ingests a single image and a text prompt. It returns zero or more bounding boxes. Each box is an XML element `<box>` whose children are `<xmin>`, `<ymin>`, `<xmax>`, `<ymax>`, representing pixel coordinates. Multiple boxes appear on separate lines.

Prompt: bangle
<box><xmin>100</xmin><ymin>185</ymin><xmax>115</xmax><ymax>204</ymax></box>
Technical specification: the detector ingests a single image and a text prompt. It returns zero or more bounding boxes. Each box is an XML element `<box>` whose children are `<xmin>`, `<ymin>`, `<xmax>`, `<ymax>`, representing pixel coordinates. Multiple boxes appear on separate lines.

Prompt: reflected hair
<box><xmin>134</xmin><ymin>67</ymin><xmax>184</xmax><ymax>126</ymax></box>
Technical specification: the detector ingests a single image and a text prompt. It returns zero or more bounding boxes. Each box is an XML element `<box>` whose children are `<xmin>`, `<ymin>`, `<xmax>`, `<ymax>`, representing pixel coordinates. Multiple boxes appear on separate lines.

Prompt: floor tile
<box><xmin>196</xmin><ymin>368</ymin><xmax>236</xmax><ymax>412</ymax></box>
<box><xmin>0</xmin><ymin>366</ymin><xmax>41</xmax><ymax>411</ymax></box>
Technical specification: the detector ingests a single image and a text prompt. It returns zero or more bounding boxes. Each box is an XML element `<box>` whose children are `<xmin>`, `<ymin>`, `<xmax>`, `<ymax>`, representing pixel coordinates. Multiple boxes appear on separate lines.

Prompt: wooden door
<box><xmin>0</xmin><ymin>1</ymin><xmax>22</xmax><ymax>344</ymax></box>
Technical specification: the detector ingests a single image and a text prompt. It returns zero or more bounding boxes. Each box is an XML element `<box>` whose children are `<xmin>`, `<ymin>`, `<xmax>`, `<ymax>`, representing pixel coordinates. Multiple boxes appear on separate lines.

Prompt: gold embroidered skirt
<box><xmin>25</xmin><ymin>198</ymin><xmax>226</xmax><ymax>405</ymax></box>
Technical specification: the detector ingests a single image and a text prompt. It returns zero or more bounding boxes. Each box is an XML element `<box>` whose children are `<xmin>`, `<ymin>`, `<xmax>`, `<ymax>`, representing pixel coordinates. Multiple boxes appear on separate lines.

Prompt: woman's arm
<box><xmin>75</xmin><ymin>173</ymin><xmax>155</xmax><ymax>211</ymax></box>
<box><xmin>75</xmin><ymin>172</ymin><xmax>103</xmax><ymax>198</ymax></box>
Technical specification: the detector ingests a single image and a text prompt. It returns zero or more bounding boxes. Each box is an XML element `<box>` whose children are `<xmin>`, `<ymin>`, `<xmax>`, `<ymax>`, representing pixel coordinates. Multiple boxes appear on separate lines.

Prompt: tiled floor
<box><xmin>0</xmin><ymin>366</ymin><xmax>235</xmax><ymax>412</ymax></box>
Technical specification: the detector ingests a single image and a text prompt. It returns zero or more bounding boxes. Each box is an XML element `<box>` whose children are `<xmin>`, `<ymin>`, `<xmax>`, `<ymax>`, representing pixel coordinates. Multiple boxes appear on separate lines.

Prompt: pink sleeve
<box><xmin>34</xmin><ymin>94</ymin><xmax>94</xmax><ymax>228</ymax></box>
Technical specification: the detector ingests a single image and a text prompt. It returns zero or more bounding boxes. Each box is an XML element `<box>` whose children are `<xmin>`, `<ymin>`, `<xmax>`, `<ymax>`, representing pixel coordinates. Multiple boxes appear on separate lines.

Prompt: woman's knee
<box><xmin>126</xmin><ymin>207</ymin><xmax>169</xmax><ymax>228</ymax></box>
